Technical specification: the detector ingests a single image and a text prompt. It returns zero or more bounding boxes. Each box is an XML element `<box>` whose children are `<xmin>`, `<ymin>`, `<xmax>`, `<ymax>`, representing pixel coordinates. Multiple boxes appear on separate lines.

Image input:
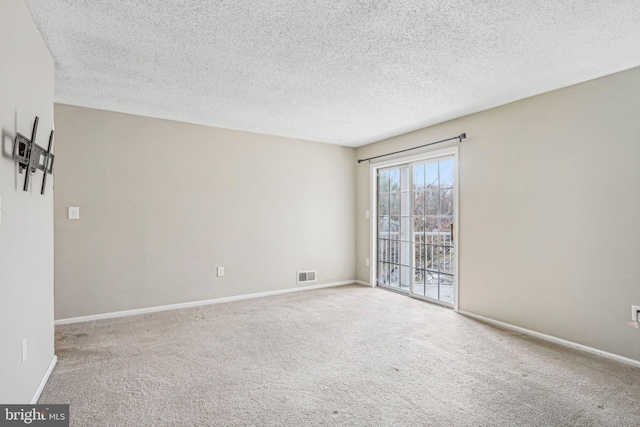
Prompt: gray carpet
<box><xmin>40</xmin><ymin>285</ymin><xmax>640</xmax><ymax>426</ymax></box>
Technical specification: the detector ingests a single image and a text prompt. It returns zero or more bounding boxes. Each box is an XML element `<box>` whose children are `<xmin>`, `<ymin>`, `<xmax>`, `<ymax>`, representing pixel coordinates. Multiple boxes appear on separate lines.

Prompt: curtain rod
<box><xmin>357</xmin><ymin>133</ymin><xmax>466</xmax><ymax>163</ymax></box>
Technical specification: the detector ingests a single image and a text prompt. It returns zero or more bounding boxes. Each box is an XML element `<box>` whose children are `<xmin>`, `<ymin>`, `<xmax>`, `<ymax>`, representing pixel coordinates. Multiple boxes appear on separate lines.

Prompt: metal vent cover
<box><xmin>297</xmin><ymin>270</ymin><xmax>317</xmax><ymax>283</ymax></box>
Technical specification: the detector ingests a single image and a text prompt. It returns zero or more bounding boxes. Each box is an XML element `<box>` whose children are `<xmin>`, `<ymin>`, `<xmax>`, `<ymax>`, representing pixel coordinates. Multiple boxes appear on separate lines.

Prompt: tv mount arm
<box><xmin>12</xmin><ymin>116</ymin><xmax>55</xmax><ymax>195</ymax></box>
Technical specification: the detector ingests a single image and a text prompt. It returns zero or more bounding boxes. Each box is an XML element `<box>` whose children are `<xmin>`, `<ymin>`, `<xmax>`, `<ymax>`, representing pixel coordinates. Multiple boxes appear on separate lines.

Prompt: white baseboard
<box><xmin>55</xmin><ymin>280</ymin><xmax>357</xmax><ymax>325</ymax></box>
<box><xmin>31</xmin><ymin>355</ymin><xmax>57</xmax><ymax>404</ymax></box>
<box><xmin>458</xmin><ymin>310</ymin><xmax>640</xmax><ymax>369</ymax></box>
<box><xmin>354</xmin><ymin>280</ymin><xmax>372</xmax><ymax>287</ymax></box>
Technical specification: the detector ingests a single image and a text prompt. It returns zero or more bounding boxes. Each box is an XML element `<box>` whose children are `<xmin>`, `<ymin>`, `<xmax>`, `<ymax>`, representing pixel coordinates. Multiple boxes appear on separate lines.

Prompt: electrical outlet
<box><xmin>217</xmin><ymin>267</ymin><xmax>224</xmax><ymax>277</ymax></box>
<box><xmin>365</xmin><ymin>258</ymin><xmax>370</xmax><ymax>266</ymax></box>
<box><xmin>22</xmin><ymin>338</ymin><xmax>27</xmax><ymax>364</ymax></box>
<box><xmin>632</xmin><ymin>305</ymin><xmax>640</xmax><ymax>322</ymax></box>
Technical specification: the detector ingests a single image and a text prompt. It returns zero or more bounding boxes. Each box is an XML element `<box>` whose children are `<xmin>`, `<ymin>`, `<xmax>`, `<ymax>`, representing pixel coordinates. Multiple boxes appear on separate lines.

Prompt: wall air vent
<box><xmin>297</xmin><ymin>270</ymin><xmax>317</xmax><ymax>284</ymax></box>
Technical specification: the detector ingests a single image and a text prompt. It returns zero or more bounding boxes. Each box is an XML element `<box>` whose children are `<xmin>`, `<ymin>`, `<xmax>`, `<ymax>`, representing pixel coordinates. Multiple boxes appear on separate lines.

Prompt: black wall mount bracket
<box><xmin>12</xmin><ymin>116</ymin><xmax>55</xmax><ymax>195</ymax></box>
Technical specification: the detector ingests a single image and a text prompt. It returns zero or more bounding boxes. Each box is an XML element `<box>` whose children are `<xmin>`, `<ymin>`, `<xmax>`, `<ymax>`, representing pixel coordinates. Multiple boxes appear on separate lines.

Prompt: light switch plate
<box><xmin>217</xmin><ymin>267</ymin><xmax>224</xmax><ymax>277</ymax></box>
<box><xmin>365</xmin><ymin>210</ymin><xmax>370</xmax><ymax>219</ymax></box>
<box><xmin>68</xmin><ymin>207</ymin><xmax>80</xmax><ymax>220</ymax></box>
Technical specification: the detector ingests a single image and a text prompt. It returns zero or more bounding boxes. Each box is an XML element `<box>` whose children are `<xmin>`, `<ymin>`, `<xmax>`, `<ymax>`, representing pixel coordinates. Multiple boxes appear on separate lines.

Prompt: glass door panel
<box><xmin>377</xmin><ymin>164</ymin><xmax>411</xmax><ymax>293</ymax></box>
<box><xmin>412</xmin><ymin>156</ymin><xmax>455</xmax><ymax>304</ymax></box>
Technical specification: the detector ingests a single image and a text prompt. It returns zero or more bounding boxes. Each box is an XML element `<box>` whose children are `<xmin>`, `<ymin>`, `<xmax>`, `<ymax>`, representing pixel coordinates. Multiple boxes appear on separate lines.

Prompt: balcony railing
<box><xmin>378</xmin><ymin>231</ymin><xmax>454</xmax><ymax>278</ymax></box>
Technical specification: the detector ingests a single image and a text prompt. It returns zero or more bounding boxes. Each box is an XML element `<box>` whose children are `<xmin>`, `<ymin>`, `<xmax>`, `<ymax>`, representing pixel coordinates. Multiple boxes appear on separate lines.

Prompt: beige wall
<box><xmin>356</xmin><ymin>67</ymin><xmax>640</xmax><ymax>361</ymax></box>
<box><xmin>0</xmin><ymin>0</ymin><xmax>55</xmax><ymax>403</ymax></box>
<box><xmin>53</xmin><ymin>104</ymin><xmax>356</xmax><ymax>319</ymax></box>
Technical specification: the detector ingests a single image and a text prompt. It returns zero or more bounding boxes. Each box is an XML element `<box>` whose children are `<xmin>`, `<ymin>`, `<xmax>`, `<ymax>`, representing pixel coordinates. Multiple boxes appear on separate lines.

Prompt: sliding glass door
<box><xmin>376</xmin><ymin>155</ymin><xmax>456</xmax><ymax>306</ymax></box>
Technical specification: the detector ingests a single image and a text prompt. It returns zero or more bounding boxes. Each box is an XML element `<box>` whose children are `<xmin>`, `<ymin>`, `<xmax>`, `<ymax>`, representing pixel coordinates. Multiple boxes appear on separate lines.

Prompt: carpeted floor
<box><xmin>40</xmin><ymin>285</ymin><xmax>640</xmax><ymax>426</ymax></box>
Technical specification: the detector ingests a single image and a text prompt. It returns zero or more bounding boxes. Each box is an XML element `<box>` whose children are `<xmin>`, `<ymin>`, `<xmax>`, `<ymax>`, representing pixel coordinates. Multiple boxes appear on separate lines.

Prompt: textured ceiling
<box><xmin>24</xmin><ymin>0</ymin><xmax>640</xmax><ymax>147</ymax></box>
